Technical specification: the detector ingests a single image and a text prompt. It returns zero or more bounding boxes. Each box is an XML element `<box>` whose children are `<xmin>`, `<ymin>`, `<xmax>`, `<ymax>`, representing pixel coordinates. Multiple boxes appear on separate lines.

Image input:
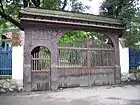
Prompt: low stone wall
<box><xmin>58</xmin><ymin>67</ymin><xmax>117</xmax><ymax>88</ymax></box>
<box><xmin>0</xmin><ymin>79</ymin><xmax>23</xmax><ymax>94</ymax></box>
<box><xmin>0</xmin><ymin>73</ymin><xmax>140</xmax><ymax>94</ymax></box>
<box><xmin>121</xmin><ymin>73</ymin><xmax>140</xmax><ymax>83</ymax></box>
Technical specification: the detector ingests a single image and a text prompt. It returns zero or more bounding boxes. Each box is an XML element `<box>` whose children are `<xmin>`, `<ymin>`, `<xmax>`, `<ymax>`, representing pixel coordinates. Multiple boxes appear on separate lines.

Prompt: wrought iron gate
<box><xmin>31</xmin><ymin>47</ymin><xmax>51</xmax><ymax>91</ymax></box>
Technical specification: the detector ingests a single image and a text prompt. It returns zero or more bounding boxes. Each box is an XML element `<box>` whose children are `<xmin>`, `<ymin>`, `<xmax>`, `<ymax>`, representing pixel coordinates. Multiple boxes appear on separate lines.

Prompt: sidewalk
<box><xmin>0</xmin><ymin>85</ymin><xmax>140</xmax><ymax>105</ymax></box>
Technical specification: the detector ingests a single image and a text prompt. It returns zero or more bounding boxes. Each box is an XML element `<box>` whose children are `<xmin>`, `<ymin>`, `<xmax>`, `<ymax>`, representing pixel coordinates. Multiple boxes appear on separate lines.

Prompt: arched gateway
<box><xmin>20</xmin><ymin>8</ymin><xmax>124</xmax><ymax>91</ymax></box>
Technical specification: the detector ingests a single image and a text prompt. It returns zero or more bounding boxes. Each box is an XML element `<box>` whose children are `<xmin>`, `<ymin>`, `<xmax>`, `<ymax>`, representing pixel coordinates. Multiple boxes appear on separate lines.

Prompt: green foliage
<box><xmin>100</xmin><ymin>0</ymin><xmax>137</xmax><ymax>20</ymax></box>
<box><xmin>100</xmin><ymin>0</ymin><xmax>140</xmax><ymax>49</ymax></box>
<box><xmin>59</xmin><ymin>31</ymin><xmax>87</xmax><ymax>43</ymax></box>
<box><xmin>58</xmin><ymin>31</ymin><xmax>111</xmax><ymax>48</ymax></box>
<box><xmin>0</xmin><ymin>0</ymin><xmax>20</xmax><ymax>36</ymax></box>
<box><xmin>0</xmin><ymin>0</ymin><xmax>91</xmax><ymax>41</ymax></box>
<box><xmin>41</xmin><ymin>0</ymin><xmax>61</xmax><ymax>10</ymax></box>
<box><xmin>129</xmin><ymin>69</ymin><xmax>140</xmax><ymax>73</ymax></box>
<box><xmin>70</xmin><ymin>0</ymin><xmax>90</xmax><ymax>12</ymax></box>
<box><xmin>125</xmin><ymin>12</ymin><xmax>140</xmax><ymax>49</ymax></box>
<box><xmin>59</xmin><ymin>31</ymin><xmax>88</xmax><ymax>47</ymax></box>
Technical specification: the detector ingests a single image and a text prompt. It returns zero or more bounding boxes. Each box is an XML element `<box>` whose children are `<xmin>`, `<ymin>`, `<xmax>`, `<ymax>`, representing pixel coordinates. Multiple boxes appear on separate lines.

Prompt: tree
<box><xmin>100</xmin><ymin>0</ymin><xmax>140</xmax><ymax>49</ymax></box>
<box><xmin>0</xmin><ymin>0</ymin><xmax>91</xmax><ymax>31</ymax></box>
<box><xmin>126</xmin><ymin>12</ymin><xmax>140</xmax><ymax>49</ymax></box>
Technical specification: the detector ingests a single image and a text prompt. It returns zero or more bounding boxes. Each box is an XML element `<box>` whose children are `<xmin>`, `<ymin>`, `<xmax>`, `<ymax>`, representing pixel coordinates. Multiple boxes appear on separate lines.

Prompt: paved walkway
<box><xmin>0</xmin><ymin>85</ymin><xmax>140</xmax><ymax>105</ymax></box>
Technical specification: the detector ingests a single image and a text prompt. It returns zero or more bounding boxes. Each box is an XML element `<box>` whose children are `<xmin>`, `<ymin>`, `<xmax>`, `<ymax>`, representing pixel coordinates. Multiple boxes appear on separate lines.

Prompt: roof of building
<box><xmin>20</xmin><ymin>8</ymin><xmax>123</xmax><ymax>25</ymax></box>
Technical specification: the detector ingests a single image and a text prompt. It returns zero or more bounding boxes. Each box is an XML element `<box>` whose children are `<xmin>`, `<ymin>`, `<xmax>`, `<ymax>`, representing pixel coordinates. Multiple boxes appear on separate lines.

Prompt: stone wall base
<box><xmin>121</xmin><ymin>73</ymin><xmax>140</xmax><ymax>83</ymax></box>
<box><xmin>0</xmin><ymin>79</ymin><xmax>23</xmax><ymax>93</ymax></box>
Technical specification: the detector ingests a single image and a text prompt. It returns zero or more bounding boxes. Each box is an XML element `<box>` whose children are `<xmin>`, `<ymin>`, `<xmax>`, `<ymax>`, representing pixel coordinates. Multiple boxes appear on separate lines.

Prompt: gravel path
<box><xmin>0</xmin><ymin>85</ymin><xmax>140</xmax><ymax>105</ymax></box>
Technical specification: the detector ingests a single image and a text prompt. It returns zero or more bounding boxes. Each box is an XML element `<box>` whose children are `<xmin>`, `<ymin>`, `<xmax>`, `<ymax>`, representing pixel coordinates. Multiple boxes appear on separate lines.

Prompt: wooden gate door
<box><xmin>31</xmin><ymin>47</ymin><xmax>51</xmax><ymax>91</ymax></box>
<box><xmin>58</xmin><ymin>32</ymin><xmax>115</xmax><ymax>87</ymax></box>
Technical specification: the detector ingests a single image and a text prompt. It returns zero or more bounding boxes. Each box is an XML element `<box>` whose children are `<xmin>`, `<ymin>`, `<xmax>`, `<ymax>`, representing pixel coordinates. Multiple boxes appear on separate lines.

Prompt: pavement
<box><xmin>0</xmin><ymin>85</ymin><xmax>140</xmax><ymax>105</ymax></box>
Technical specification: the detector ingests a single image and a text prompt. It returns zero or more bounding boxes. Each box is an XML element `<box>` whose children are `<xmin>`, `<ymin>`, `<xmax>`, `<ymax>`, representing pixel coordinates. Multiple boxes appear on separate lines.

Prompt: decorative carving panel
<box><xmin>31</xmin><ymin>28</ymin><xmax>65</xmax><ymax>40</ymax></box>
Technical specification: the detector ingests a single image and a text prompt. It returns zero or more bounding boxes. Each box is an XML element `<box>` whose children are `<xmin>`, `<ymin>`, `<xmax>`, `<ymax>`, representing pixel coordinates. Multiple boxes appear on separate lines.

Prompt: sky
<box><xmin>81</xmin><ymin>0</ymin><xmax>104</xmax><ymax>15</ymax></box>
<box><xmin>83</xmin><ymin>0</ymin><xmax>140</xmax><ymax>15</ymax></box>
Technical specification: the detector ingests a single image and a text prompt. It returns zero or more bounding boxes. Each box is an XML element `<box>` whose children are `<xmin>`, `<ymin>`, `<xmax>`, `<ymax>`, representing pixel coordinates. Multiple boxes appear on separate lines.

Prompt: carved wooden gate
<box><xmin>31</xmin><ymin>47</ymin><xmax>51</xmax><ymax>91</ymax></box>
<box><xmin>20</xmin><ymin>8</ymin><xmax>123</xmax><ymax>91</ymax></box>
<box><xmin>58</xmin><ymin>32</ymin><xmax>115</xmax><ymax>88</ymax></box>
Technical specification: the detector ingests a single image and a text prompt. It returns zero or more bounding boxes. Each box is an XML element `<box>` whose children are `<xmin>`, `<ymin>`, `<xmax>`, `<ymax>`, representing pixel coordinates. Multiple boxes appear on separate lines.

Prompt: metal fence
<box><xmin>58</xmin><ymin>35</ymin><xmax>115</xmax><ymax>88</ymax></box>
<box><xmin>58</xmin><ymin>37</ymin><xmax>115</xmax><ymax>68</ymax></box>
<box><xmin>31</xmin><ymin>47</ymin><xmax>51</xmax><ymax>91</ymax></box>
<box><xmin>0</xmin><ymin>47</ymin><xmax>12</xmax><ymax>76</ymax></box>
<box><xmin>129</xmin><ymin>49</ymin><xmax>140</xmax><ymax>69</ymax></box>
<box><xmin>31</xmin><ymin>47</ymin><xmax>51</xmax><ymax>72</ymax></box>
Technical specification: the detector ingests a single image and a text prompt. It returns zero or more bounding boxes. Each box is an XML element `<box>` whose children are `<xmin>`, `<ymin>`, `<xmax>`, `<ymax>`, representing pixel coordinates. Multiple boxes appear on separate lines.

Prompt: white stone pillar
<box><xmin>12</xmin><ymin>46</ymin><xmax>23</xmax><ymax>80</ymax></box>
<box><xmin>12</xmin><ymin>31</ymin><xmax>24</xmax><ymax>87</ymax></box>
<box><xmin>119</xmin><ymin>41</ymin><xmax>129</xmax><ymax>74</ymax></box>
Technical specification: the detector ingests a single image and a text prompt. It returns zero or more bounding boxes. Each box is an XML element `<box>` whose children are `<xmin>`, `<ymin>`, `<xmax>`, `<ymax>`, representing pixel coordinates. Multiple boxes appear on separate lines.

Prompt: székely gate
<box><xmin>20</xmin><ymin>8</ymin><xmax>124</xmax><ymax>91</ymax></box>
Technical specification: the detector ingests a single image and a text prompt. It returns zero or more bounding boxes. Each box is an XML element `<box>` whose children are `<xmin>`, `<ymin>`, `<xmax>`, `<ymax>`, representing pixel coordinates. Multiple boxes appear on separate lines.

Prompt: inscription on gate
<box><xmin>32</xmin><ymin>28</ymin><xmax>64</xmax><ymax>40</ymax></box>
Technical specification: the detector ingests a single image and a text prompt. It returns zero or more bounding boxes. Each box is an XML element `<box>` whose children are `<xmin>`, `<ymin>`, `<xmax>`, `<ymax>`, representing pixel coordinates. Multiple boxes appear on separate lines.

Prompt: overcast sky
<box><xmin>81</xmin><ymin>0</ymin><xmax>104</xmax><ymax>15</ymax></box>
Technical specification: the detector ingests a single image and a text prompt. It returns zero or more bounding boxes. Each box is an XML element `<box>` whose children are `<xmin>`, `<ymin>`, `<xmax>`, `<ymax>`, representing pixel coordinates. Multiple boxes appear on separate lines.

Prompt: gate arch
<box><xmin>31</xmin><ymin>46</ymin><xmax>51</xmax><ymax>91</ymax></box>
<box><xmin>58</xmin><ymin>31</ymin><xmax>115</xmax><ymax>88</ymax></box>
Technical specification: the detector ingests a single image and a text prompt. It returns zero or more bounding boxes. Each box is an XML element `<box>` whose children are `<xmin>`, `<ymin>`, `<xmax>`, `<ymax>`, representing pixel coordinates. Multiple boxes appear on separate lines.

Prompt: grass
<box><xmin>0</xmin><ymin>75</ymin><xmax>12</xmax><ymax>79</ymax></box>
<box><xmin>129</xmin><ymin>69</ymin><xmax>140</xmax><ymax>73</ymax></box>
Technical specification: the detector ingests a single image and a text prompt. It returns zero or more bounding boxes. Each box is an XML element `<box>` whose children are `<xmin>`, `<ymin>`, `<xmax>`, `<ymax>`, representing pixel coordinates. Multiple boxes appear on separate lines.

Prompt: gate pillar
<box><xmin>49</xmin><ymin>29</ymin><xmax>67</xmax><ymax>90</ymax></box>
<box><xmin>50</xmin><ymin>42</ymin><xmax>59</xmax><ymax>90</ymax></box>
<box><xmin>23</xmin><ymin>31</ymin><xmax>32</xmax><ymax>91</ymax></box>
<box><xmin>113</xmin><ymin>34</ymin><xmax>121</xmax><ymax>83</ymax></box>
<box><xmin>104</xmin><ymin>31</ymin><xmax>122</xmax><ymax>84</ymax></box>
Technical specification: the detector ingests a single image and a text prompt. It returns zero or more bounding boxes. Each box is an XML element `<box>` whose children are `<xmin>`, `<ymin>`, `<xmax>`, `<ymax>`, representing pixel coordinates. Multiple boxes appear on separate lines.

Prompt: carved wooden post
<box><xmin>23</xmin><ymin>30</ymin><xmax>32</xmax><ymax>91</ymax></box>
<box><xmin>49</xmin><ymin>42</ymin><xmax>59</xmax><ymax>90</ymax></box>
<box><xmin>113</xmin><ymin>34</ymin><xmax>121</xmax><ymax>84</ymax></box>
<box><xmin>106</xmin><ymin>31</ymin><xmax>122</xmax><ymax>84</ymax></box>
<box><xmin>49</xmin><ymin>29</ymin><xmax>66</xmax><ymax>90</ymax></box>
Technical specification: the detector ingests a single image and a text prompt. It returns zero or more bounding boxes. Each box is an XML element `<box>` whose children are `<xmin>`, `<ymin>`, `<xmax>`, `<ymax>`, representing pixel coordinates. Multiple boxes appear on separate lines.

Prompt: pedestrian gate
<box><xmin>31</xmin><ymin>46</ymin><xmax>51</xmax><ymax>91</ymax></box>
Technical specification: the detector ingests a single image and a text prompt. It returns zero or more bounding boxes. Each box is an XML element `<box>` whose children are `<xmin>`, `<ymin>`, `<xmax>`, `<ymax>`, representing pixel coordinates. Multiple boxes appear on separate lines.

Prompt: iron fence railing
<box><xmin>0</xmin><ymin>47</ymin><xmax>12</xmax><ymax>76</ymax></box>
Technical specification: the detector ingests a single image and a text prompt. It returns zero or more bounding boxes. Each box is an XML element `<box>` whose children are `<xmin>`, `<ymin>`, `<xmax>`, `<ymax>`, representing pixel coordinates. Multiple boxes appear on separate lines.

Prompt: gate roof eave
<box><xmin>20</xmin><ymin>8</ymin><xmax>124</xmax><ymax>36</ymax></box>
<box><xmin>20</xmin><ymin>8</ymin><xmax>123</xmax><ymax>25</ymax></box>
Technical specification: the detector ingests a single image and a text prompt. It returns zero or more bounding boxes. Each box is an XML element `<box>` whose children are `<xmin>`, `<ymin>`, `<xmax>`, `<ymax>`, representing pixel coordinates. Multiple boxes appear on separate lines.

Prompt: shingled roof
<box><xmin>20</xmin><ymin>8</ymin><xmax>123</xmax><ymax>25</ymax></box>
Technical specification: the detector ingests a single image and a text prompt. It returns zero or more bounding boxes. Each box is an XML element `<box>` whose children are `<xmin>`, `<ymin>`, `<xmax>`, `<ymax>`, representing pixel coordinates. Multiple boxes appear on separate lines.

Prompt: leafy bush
<box><xmin>129</xmin><ymin>69</ymin><xmax>140</xmax><ymax>73</ymax></box>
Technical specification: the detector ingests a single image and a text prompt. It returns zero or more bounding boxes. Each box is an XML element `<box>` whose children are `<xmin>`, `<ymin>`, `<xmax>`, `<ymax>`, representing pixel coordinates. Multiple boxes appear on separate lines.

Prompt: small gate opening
<box><xmin>31</xmin><ymin>46</ymin><xmax>51</xmax><ymax>91</ymax></box>
<box><xmin>31</xmin><ymin>46</ymin><xmax>51</xmax><ymax>71</ymax></box>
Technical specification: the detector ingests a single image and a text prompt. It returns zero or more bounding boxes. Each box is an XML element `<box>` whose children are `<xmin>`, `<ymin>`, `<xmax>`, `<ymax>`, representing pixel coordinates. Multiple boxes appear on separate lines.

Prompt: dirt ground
<box><xmin>0</xmin><ymin>85</ymin><xmax>140</xmax><ymax>105</ymax></box>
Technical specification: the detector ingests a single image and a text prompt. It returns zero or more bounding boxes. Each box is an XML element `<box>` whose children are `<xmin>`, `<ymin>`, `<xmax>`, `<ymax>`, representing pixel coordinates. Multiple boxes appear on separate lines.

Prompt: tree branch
<box><xmin>31</xmin><ymin>0</ymin><xmax>40</xmax><ymax>8</ymax></box>
<box><xmin>0</xmin><ymin>1</ymin><xmax>4</xmax><ymax>12</ymax></box>
<box><xmin>23</xmin><ymin>0</ymin><xmax>29</xmax><ymax>8</ymax></box>
<box><xmin>61</xmin><ymin>0</ymin><xmax>68</xmax><ymax>10</ymax></box>
<box><xmin>0</xmin><ymin>11</ymin><xmax>22</xmax><ymax>30</ymax></box>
